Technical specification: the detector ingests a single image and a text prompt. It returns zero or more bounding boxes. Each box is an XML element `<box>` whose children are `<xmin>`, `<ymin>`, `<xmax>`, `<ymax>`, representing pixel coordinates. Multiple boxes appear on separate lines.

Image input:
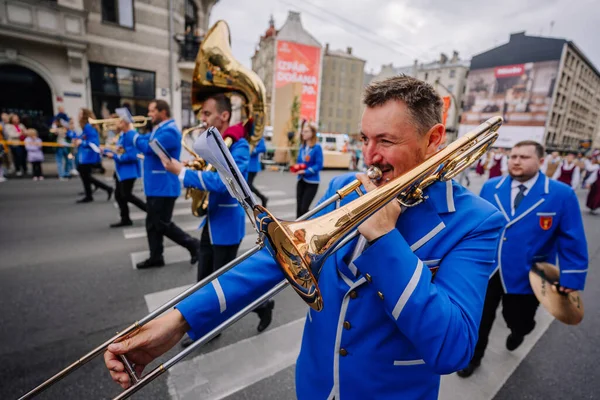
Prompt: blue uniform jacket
<box><xmin>181</xmin><ymin>138</ymin><xmax>250</xmax><ymax>246</ymax></box>
<box><xmin>176</xmin><ymin>173</ymin><xmax>505</xmax><ymax>399</ymax></box>
<box><xmin>105</xmin><ymin>130</ymin><xmax>141</xmax><ymax>181</ymax></box>
<box><xmin>480</xmin><ymin>172</ymin><xmax>588</xmax><ymax>294</ymax></box>
<box><xmin>78</xmin><ymin>124</ymin><xmax>102</xmax><ymax>165</ymax></box>
<box><xmin>297</xmin><ymin>143</ymin><xmax>323</xmax><ymax>183</ymax></box>
<box><xmin>249</xmin><ymin>137</ymin><xmax>266</xmax><ymax>173</ymax></box>
<box><xmin>134</xmin><ymin>119</ymin><xmax>182</xmax><ymax>197</ymax></box>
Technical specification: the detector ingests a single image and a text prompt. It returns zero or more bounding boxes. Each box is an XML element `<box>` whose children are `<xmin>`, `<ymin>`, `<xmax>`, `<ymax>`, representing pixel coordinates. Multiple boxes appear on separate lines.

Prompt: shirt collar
<box><xmin>154</xmin><ymin>118</ymin><xmax>173</xmax><ymax>131</ymax></box>
<box><xmin>511</xmin><ymin>173</ymin><xmax>539</xmax><ymax>191</ymax></box>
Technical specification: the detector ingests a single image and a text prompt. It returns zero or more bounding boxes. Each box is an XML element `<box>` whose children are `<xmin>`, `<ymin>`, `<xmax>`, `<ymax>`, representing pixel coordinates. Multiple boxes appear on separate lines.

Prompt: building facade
<box><xmin>461</xmin><ymin>32</ymin><xmax>600</xmax><ymax>152</ymax></box>
<box><xmin>371</xmin><ymin>53</ymin><xmax>469</xmax><ymax>141</ymax></box>
<box><xmin>251</xmin><ymin>15</ymin><xmax>277</xmax><ymax>122</ymax></box>
<box><xmin>319</xmin><ymin>44</ymin><xmax>365</xmax><ymax>134</ymax></box>
<box><xmin>415</xmin><ymin>52</ymin><xmax>470</xmax><ymax>141</ymax></box>
<box><xmin>0</xmin><ymin>0</ymin><xmax>217</xmax><ymax>139</ymax></box>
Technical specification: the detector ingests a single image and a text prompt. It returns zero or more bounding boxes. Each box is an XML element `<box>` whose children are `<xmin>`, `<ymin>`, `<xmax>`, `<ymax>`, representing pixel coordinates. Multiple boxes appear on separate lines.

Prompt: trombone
<box><xmin>19</xmin><ymin>117</ymin><xmax>502</xmax><ymax>399</ymax></box>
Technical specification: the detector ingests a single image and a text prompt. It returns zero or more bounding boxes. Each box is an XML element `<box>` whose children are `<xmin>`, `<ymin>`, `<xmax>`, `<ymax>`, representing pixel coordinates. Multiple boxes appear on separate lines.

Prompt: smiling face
<box><xmin>360</xmin><ymin>100</ymin><xmax>445</xmax><ymax>184</ymax></box>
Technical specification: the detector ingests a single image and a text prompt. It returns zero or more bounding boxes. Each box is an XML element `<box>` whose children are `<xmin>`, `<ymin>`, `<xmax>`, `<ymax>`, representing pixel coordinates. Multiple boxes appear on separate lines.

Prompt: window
<box><xmin>424</xmin><ymin>72</ymin><xmax>428</xmax><ymax>80</ymax></box>
<box><xmin>89</xmin><ymin>62</ymin><xmax>155</xmax><ymax>119</ymax></box>
<box><xmin>449</xmin><ymin>69</ymin><xmax>456</xmax><ymax>78</ymax></box>
<box><xmin>447</xmin><ymin>84</ymin><xmax>454</xmax><ymax>93</ymax></box>
<box><xmin>102</xmin><ymin>0</ymin><xmax>134</xmax><ymax>29</ymax></box>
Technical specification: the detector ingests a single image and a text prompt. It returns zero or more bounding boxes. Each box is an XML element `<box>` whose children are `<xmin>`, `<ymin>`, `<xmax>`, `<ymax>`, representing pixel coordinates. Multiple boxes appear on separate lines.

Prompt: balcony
<box><xmin>0</xmin><ymin>0</ymin><xmax>87</xmax><ymax>50</ymax></box>
<box><xmin>175</xmin><ymin>34</ymin><xmax>202</xmax><ymax>75</ymax></box>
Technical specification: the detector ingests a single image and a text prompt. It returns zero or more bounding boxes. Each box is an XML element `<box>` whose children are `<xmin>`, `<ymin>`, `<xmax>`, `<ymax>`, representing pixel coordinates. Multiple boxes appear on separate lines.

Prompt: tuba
<box><xmin>184</xmin><ymin>20</ymin><xmax>267</xmax><ymax>217</ymax></box>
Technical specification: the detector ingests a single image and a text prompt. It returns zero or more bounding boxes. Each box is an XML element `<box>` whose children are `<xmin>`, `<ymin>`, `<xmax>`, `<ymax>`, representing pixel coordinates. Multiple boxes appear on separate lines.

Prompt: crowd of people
<box><xmin>0</xmin><ymin>108</ymin><xmax>81</xmax><ymax>182</ymax></box>
<box><xmin>462</xmin><ymin>146</ymin><xmax>600</xmax><ymax>214</ymax></box>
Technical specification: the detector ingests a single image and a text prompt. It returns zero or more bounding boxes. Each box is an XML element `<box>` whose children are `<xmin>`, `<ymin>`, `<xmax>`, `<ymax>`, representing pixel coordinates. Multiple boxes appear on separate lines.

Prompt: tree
<box><xmin>287</xmin><ymin>95</ymin><xmax>301</xmax><ymax>164</ymax></box>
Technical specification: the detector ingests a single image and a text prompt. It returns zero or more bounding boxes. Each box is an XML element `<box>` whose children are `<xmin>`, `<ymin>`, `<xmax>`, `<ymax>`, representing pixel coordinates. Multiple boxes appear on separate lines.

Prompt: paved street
<box><xmin>1</xmin><ymin>168</ymin><xmax>599</xmax><ymax>400</ymax></box>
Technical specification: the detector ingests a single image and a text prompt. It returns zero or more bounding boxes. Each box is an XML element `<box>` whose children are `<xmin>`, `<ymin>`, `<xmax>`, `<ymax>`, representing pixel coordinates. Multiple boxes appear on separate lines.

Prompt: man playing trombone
<box><xmin>104</xmin><ymin>76</ymin><xmax>505</xmax><ymax>399</ymax></box>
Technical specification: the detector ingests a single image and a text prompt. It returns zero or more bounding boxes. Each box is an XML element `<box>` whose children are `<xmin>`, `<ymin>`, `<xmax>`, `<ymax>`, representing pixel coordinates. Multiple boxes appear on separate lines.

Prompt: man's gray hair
<box><xmin>363</xmin><ymin>75</ymin><xmax>444</xmax><ymax>135</ymax></box>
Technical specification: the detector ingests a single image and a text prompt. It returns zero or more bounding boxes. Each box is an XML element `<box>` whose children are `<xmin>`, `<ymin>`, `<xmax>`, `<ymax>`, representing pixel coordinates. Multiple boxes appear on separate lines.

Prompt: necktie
<box><xmin>514</xmin><ymin>184</ymin><xmax>527</xmax><ymax>211</ymax></box>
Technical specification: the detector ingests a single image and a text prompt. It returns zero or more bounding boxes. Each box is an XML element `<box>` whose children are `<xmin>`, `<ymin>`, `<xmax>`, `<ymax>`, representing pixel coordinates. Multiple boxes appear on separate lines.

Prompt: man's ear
<box><xmin>221</xmin><ymin>111</ymin><xmax>231</xmax><ymax>124</ymax></box>
<box><xmin>425</xmin><ymin>123</ymin><xmax>446</xmax><ymax>156</ymax></box>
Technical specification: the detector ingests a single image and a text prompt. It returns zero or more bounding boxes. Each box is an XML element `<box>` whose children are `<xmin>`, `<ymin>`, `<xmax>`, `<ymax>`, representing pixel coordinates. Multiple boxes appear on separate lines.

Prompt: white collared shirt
<box><xmin>511</xmin><ymin>174</ymin><xmax>539</xmax><ymax>216</ymax></box>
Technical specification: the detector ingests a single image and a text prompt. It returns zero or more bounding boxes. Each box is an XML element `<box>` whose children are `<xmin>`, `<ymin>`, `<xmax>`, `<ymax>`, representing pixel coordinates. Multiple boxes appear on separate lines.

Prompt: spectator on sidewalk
<box><xmin>4</xmin><ymin>114</ymin><xmax>28</xmax><ymax>176</ymax></box>
<box><xmin>51</xmin><ymin>106</ymin><xmax>70</xmax><ymax>126</ymax></box>
<box><xmin>56</xmin><ymin>124</ymin><xmax>73</xmax><ymax>180</ymax></box>
<box><xmin>24</xmin><ymin>128</ymin><xmax>44</xmax><ymax>181</ymax></box>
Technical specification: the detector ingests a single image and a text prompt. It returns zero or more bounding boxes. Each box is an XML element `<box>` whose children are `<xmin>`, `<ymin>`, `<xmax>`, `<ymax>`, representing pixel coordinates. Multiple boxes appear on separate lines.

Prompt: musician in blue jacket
<box><xmin>293</xmin><ymin>121</ymin><xmax>324</xmax><ymax>217</ymax></box>
<box><xmin>74</xmin><ymin>108</ymin><xmax>113</xmax><ymax>203</ymax></box>
<box><xmin>103</xmin><ymin>112</ymin><xmax>146</xmax><ymax>228</ymax></box>
<box><xmin>248</xmin><ymin>136</ymin><xmax>269</xmax><ymax>207</ymax></box>
<box><xmin>105</xmin><ymin>76</ymin><xmax>506</xmax><ymax>399</ymax></box>
<box><xmin>132</xmin><ymin>100</ymin><xmax>200</xmax><ymax>269</ymax></box>
<box><xmin>458</xmin><ymin>140</ymin><xmax>588</xmax><ymax>378</ymax></box>
<box><xmin>161</xmin><ymin>94</ymin><xmax>274</xmax><ymax>341</ymax></box>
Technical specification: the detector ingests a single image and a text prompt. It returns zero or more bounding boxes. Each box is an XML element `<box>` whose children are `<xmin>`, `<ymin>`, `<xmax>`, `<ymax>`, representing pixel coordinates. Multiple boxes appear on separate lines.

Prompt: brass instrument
<box><xmin>192</xmin><ymin>20</ymin><xmax>267</xmax><ymax>152</ymax></box>
<box><xmin>18</xmin><ymin>117</ymin><xmax>502</xmax><ymax>400</ymax></box>
<box><xmin>88</xmin><ymin>116</ymin><xmax>150</xmax><ymax>134</ymax></box>
<box><xmin>182</xmin><ymin>123</ymin><xmax>209</xmax><ymax>216</ymax></box>
<box><xmin>530</xmin><ymin>262</ymin><xmax>584</xmax><ymax>325</ymax></box>
<box><xmin>183</xmin><ymin>20</ymin><xmax>268</xmax><ymax>217</ymax></box>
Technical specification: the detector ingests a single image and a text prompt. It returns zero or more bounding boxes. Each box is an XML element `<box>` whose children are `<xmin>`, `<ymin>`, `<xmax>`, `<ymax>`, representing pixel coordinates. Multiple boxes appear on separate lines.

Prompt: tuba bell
<box><xmin>184</xmin><ymin>20</ymin><xmax>268</xmax><ymax>217</ymax></box>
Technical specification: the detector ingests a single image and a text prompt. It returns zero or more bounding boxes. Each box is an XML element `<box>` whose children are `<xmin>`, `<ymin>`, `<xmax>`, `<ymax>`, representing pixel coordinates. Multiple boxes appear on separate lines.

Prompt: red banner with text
<box><xmin>275</xmin><ymin>40</ymin><xmax>321</xmax><ymax>122</ymax></box>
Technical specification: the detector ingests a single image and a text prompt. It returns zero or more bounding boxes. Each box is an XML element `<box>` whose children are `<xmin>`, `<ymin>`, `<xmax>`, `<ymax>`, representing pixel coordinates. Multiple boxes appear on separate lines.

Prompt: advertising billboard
<box><xmin>274</xmin><ymin>40</ymin><xmax>321</xmax><ymax>122</ymax></box>
<box><xmin>459</xmin><ymin>60</ymin><xmax>560</xmax><ymax>147</ymax></box>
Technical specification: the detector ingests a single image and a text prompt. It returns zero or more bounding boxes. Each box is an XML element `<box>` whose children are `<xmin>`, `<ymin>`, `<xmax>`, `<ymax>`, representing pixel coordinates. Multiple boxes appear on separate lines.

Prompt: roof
<box><xmin>470</xmin><ymin>32</ymin><xmax>600</xmax><ymax>77</ymax></box>
<box><xmin>325</xmin><ymin>49</ymin><xmax>365</xmax><ymax>62</ymax></box>
<box><xmin>419</xmin><ymin>59</ymin><xmax>470</xmax><ymax>71</ymax></box>
<box><xmin>471</xmin><ymin>32</ymin><xmax>566</xmax><ymax>70</ymax></box>
<box><xmin>276</xmin><ymin>11</ymin><xmax>321</xmax><ymax>48</ymax></box>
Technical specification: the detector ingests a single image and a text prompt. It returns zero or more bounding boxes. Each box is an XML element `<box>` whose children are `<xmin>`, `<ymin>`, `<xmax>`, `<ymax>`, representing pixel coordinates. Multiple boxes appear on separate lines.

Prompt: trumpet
<box><xmin>88</xmin><ymin>116</ymin><xmax>150</xmax><ymax>133</ymax></box>
<box><xmin>18</xmin><ymin>116</ymin><xmax>502</xmax><ymax>400</ymax></box>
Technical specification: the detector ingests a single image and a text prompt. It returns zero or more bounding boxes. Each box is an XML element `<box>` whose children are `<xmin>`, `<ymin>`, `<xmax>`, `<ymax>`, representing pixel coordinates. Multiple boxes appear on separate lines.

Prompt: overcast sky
<box><xmin>209</xmin><ymin>0</ymin><xmax>600</xmax><ymax>74</ymax></box>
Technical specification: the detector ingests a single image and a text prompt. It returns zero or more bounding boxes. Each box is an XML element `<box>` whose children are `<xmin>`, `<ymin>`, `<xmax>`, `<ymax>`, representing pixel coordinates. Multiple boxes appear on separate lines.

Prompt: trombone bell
<box><xmin>255</xmin><ymin>206</ymin><xmax>324</xmax><ymax>310</ymax></box>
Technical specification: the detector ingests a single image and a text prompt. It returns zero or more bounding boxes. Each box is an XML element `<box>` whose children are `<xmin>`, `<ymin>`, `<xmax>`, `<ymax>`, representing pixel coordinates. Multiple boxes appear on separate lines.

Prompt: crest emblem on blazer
<box><xmin>539</xmin><ymin>216</ymin><xmax>553</xmax><ymax>230</ymax></box>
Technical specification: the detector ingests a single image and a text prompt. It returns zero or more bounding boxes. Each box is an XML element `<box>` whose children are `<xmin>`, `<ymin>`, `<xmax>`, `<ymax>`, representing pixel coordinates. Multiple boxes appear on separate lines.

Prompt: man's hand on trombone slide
<box><xmin>103</xmin><ymin>310</ymin><xmax>189</xmax><ymax>389</ymax></box>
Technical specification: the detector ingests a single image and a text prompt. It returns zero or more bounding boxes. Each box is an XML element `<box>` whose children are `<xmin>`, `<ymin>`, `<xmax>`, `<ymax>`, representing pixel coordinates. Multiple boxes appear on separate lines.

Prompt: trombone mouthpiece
<box><xmin>366</xmin><ymin>166</ymin><xmax>382</xmax><ymax>181</ymax></box>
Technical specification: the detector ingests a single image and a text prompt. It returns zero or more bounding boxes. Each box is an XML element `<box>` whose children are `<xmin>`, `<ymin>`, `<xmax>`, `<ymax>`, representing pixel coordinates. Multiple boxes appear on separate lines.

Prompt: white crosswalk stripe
<box><xmin>129</xmin><ymin>198</ymin><xmax>295</xmax><ymax>221</ymax></box>
<box><xmin>130</xmin><ymin>206</ymin><xmax>190</xmax><ymax>221</ymax></box>
<box><xmin>129</xmin><ymin>220</ymin><xmax>293</xmax><ymax>269</ymax></box>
